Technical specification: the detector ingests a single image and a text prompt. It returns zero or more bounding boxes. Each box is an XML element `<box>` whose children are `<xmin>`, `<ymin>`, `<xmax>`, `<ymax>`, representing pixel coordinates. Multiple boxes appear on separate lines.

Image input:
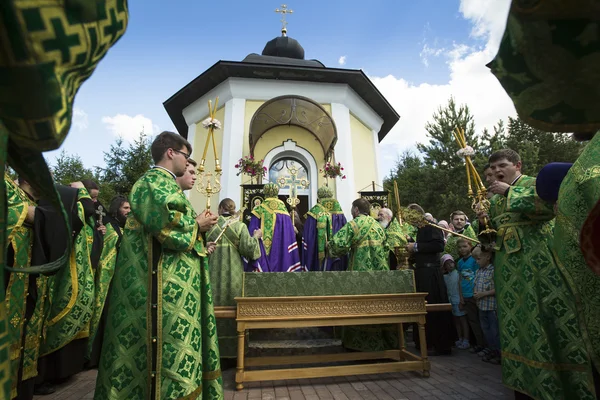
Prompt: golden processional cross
<box><xmin>275</xmin><ymin>4</ymin><xmax>293</xmax><ymax>35</ymax></box>
<box><xmin>277</xmin><ymin>165</ymin><xmax>309</xmax><ymax>225</ymax></box>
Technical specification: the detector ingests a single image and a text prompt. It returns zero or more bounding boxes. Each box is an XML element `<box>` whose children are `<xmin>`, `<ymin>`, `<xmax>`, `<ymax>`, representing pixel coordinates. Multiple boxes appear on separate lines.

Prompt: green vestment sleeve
<box><xmin>130</xmin><ymin>176</ymin><xmax>202</xmax><ymax>255</ymax></box>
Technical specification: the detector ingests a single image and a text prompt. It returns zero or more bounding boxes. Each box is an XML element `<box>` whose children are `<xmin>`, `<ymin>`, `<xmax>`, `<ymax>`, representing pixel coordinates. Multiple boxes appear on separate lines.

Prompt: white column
<box><xmin>372</xmin><ymin>129</ymin><xmax>382</xmax><ymax>186</ymax></box>
<box><xmin>331</xmin><ymin>103</ymin><xmax>356</xmax><ymax>219</ymax></box>
<box><xmin>185</xmin><ymin>123</ymin><xmax>197</xmax><ymax>199</ymax></box>
<box><xmin>219</xmin><ymin>98</ymin><xmax>246</xmax><ymax>205</ymax></box>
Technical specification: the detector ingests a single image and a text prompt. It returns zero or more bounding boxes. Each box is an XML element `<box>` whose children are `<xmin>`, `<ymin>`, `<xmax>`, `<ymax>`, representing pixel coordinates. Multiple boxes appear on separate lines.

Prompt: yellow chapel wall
<box><xmin>189</xmin><ymin>106</ymin><xmax>225</xmax><ymax>212</ymax></box>
<box><xmin>350</xmin><ymin>113</ymin><xmax>377</xmax><ymax>194</ymax></box>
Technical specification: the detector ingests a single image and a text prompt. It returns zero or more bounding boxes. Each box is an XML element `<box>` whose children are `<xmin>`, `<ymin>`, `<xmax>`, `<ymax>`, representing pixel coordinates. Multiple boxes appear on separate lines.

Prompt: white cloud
<box><xmin>338</xmin><ymin>55</ymin><xmax>347</xmax><ymax>66</ymax></box>
<box><xmin>373</xmin><ymin>0</ymin><xmax>515</xmax><ymax>178</ymax></box>
<box><xmin>419</xmin><ymin>43</ymin><xmax>445</xmax><ymax>67</ymax></box>
<box><xmin>72</xmin><ymin>107</ymin><xmax>88</xmax><ymax>131</ymax></box>
<box><xmin>102</xmin><ymin>114</ymin><xmax>160</xmax><ymax>143</ymax></box>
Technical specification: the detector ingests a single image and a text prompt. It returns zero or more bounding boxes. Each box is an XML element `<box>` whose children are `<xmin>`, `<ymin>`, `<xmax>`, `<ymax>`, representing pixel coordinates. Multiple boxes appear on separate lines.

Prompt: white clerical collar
<box><xmin>510</xmin><ymin>174</ymin><xmax>523</xmax><ymax>186</ymax></box>
<box><xmin>152</xmin><ymin>165</ymin><xmax>176</xmax><ymax>180</ymax></box>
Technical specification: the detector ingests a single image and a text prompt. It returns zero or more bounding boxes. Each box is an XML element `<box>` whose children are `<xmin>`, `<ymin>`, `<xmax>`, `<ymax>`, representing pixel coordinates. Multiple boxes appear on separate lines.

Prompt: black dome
<box><xmin>262</xmin><ymin>35</ymin><xmax>305</xmax><ymax>60</ymax></box>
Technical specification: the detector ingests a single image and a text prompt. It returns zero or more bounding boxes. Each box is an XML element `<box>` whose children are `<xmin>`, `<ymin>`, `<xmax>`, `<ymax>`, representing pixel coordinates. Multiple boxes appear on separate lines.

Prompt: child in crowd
<box><xmin>472</xmin><ymin>245</ymin><xmax>500</xmax><ymax>364</ymax></box>
<box><xmin>441</xmin><ymin>254</ymin><xmax>469</xmax><ymax>349</ymax></box>
<box><xmin>457</xmin><ymin>238</ymin><xmax>486</xmax><ymax>352</ymax></box>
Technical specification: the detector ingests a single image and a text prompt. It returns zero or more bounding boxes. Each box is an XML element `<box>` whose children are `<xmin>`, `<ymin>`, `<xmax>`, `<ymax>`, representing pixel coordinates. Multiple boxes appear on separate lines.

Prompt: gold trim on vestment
<box><xmin>356</xmin><ymin>239</ymin><xmax>383</xmax><ymax>248</ymax></box>
<box><xmin>502</xmin><ymin>351</ymin><xmax>589</xmax><ymax>372</ymax></box>
<box><xmin>203</xmin><ymin>369</ymin><xmax>222</xmax><ymax>381</ymax></box>
<box><xmin>177</xmin><ymin>384</ymin><xmax>203</xmax><ymax>400</ymax></box>
<box><xmin>47</xmin><ymin>250</ymin><xmax>78</xmax><ymax>325</ymax></box>
<box><xmin>146</xmin><ymin>236</ymin><xmax>154</xmax><ymax>394</ymax></box>
<box><xmin>155</xmin><ymin>254</ymin><xmax>164</xmax><ymax>398</ymax></box>
<box><xmin>189</xmin><ymin>218</ymin><xmax>200</xmax><ymax>253</ymax></box>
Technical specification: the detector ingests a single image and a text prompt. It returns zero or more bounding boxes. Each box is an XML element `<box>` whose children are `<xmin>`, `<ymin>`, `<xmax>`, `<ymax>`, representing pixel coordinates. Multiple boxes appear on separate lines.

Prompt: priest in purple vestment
<box><xmin>247</xmin><ymin>182</ymin><xmax>302</xmax><ymax>272</ymax></box>
<box><xmin>303</xmin><ymin>186</ymin><xmax>348</xmax><ymax>271</ymax></box>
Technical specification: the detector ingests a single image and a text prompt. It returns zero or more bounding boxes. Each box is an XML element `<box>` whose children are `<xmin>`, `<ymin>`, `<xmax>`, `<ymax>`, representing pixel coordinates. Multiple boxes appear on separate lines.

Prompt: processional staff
<box><xmin>196</xmin><ymin>97</ymin><xmax>222</xmax><ymax>211</ymax></box>
<box><xmin>452</xmin><ymin>126</ymin><xmax>496</xmax><ymax>236</ymax></box>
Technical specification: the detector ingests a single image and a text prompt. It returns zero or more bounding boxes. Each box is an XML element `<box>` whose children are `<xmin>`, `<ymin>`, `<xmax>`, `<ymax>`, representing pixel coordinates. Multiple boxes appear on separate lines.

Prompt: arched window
<box><xmin>269</xmin><ymin>158</ymin><xmax>310</xmax><ymax>197</ymax></box>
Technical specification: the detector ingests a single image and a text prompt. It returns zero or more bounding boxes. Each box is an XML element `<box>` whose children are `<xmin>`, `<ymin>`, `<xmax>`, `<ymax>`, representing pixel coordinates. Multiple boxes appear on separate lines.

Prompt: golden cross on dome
<box><xmin>274</xmin><ymin>4</ymin><xmax>293</xmax><ymax>35</ymax></box>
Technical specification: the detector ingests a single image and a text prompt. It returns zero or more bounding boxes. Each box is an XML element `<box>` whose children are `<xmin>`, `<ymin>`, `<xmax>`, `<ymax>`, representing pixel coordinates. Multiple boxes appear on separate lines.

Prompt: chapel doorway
<box><xmin>269</xmin><ymin>157</ymin><xmax>310</xmax><ymax>219</ymax></box>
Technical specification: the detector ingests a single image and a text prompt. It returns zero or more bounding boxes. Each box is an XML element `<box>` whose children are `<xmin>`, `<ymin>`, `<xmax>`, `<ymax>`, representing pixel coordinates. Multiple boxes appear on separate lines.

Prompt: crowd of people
<box><xmin>5</xmin><ymin>131</ymin><xmax>599</xmax><ymax>400</ymax></box>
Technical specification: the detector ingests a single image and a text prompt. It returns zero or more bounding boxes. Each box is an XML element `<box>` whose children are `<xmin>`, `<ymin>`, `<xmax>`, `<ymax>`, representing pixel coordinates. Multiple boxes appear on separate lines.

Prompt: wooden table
<box><xmin>232</xmin><ymin>293</ymin><xmax>430</xmax><ymax>390</ymax></box>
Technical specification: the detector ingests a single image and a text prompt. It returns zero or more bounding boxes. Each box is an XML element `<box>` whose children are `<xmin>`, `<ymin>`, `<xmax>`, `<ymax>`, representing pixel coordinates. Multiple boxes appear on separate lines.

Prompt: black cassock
<box><xmin>411</xmin><ymin>225</ymin><xmax>454</xmax><ymax>354</ymax></box>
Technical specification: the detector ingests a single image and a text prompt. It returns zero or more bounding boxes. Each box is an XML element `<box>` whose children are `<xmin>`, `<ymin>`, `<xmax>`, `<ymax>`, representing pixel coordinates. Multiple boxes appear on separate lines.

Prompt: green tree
<box><xmin>384</xmin><ymin>97</ymin><xmax>586</xmax><ymax>224</ymax></box>
<box><xmin>96</xmin><ymin>132</ymin><xmax>153</xmax><ymax>204</ymax></box>
<box><xmin>52</xmin><ymin>150</ymin><xmax>95</xmax><ymax>185</ymax></box>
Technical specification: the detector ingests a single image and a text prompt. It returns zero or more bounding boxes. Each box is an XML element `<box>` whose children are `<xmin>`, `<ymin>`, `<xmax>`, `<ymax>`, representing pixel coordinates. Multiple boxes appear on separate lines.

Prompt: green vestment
<box><xmin>95</xmin><ymin>168</ymin><xmax>223</xmax><ymax>400</ymax></box>
<box><xmin>88</xmin><ymin>222</ymin><xmax>121</xmax><ymax>358</ymax></box>
<box><xmin>4</xmin><ymin>177</ymin><xmax>49</xmax><ymax>397</ymax></box>
<box><xmin>443</xmin><ymin>224</ymin><xmax>477</xmax><ymax>261</ymax></box>
<box><xmin>0</xmin><ymin>1</ymin><xmax>128</xmax><ymax>396</ymax></box>
<box><xmin>328</xmin><ymin>214</ymin><xmax>392</xmax><ymax>351</ymax></box>
<box><xmin>385</xmin><ymin>218</ymin><xmax>408</xmax><ymax>250</ymax></box>
<box><xmin>328</xmin><ymin>214</ymin><xmax>388</xmax><ymax>271</ymax></box>
<box><xmin>553</xmin><ymin>133</ymin><xmax>600</xmax><ymax>374</ymax></box>
<box><xmin>207</xmin><ymin>216</ymin><xmax>260</xmax><ymax>358</ymax></box>
<box><xmin>306</xmin><ymin>199</ymin><xmax>344</xmax><ymax>263</ymax></box>
<box><xmin>41</xmin><ymin>188</ymin><xmax>95</xmax><ymax>356</ymax></box>
<box><xmin>490</xmin><ymin>175</ymin><xmax>596</xmax><ymax>399</ymax></box>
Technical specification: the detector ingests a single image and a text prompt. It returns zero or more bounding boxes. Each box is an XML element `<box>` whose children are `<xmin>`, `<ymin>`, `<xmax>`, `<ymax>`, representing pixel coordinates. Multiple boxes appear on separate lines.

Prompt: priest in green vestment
<box><xmin>328</xmin><ymin>198</ymin><xmax>388</xmax><ymax>271</ymax></box>
<box><xmin>87</xmin><ymin>195</ymin><xmax>131</xmax><ymax>367</ymax></box>
<box><xmin>484</xmin><ymin>149</ymin><xmax>596</xmax><ymax>400</ymax></box>
<box><xmin>444</xmin><ymin>211</ymin><xmax>477</xmax><ymax>260</ymax></box>
<box><xmin>4</xmin><ymin>175</ymin><xmax>49</xmax><ymax>399</ymax></box>
<box><xmin>39</xmin><ymin>183</ymin><xmax>96</xmax><ymax>383</ymax></box>
<box><xmin>0</xmin><ymin>1</ymin><xmax>128</xmax><ymax>397</ymax></box>
<box><xmin>95</xmin><ymin>131</ymin><xmax>223</xmax><ymax>400</ymax></box>
<box><xmin>207</xmin><ymin>198</ymin><xmax>261</xmax><ymax>361</ymax></box>
<box><xmin>303</xmin><ymin>186</ymin><xmax>348</xmax><ymax>271</ymax></box>
<box><xmin>537</xmin><ymin>154</ymin><xmax>600</xmax><ymax>390</ymax></box>
<box><xmin>328</xmin><ymin>198</ymin><xmax>392</xmax><ymax>351</ymax></box>
<box><xmin>377</xmin><ymin>208</ymin><xmax>407</xmax><ymax>269</ymax></box>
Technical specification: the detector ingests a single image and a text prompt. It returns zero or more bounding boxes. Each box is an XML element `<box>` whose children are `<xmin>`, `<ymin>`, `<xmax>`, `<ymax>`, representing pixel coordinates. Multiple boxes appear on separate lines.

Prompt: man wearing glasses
<box><xmin>95</xmin><ymin>131</ymin><xmax>223</xmax><ymax>399</ymax></box>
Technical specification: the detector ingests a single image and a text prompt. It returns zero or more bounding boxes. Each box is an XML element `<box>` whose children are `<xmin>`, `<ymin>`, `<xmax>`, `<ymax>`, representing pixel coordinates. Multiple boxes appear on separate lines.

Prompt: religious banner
<box><xmin>241</xmin><ymin>184</ymin><xmax>265</xmax><ymax>226</ymax></box>
<box><xmin>359</xmin><ymin>190</ymin><xmax>391</xmax><ymax>218</ymax></box>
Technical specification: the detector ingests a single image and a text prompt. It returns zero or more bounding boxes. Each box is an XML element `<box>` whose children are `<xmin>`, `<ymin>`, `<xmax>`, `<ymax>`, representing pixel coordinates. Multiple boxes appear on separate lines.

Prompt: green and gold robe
<box><xmin>88</xmin><ymin>222</ymin><xmax>121</xmax><ymax>359</ymax></box>
<box><xmin>443</xmin><ymin>224</ymin><xmax>477</xmax><ymax>261</ymax></box>
<box><xmin>95</xmin><ymin>168</ymin><xmax>223</xmax><ymax>400</ymax></box>
<box><xmin>4</xmin><ymin>177</ymin><xmax>48</xmax><ymax>398</ymax></box>
<box><xmin>328</xmin><ymin>214</ymin><xmax>391</xmax><ymax>352</ymax></box>
<box><xmin>490</xmin><ymin>175</ymin><xmax>596</xmax><ymax>400</ymax></box>
<box><xmin>0</xmin><ymin>1</ymin><xmax>128</xmax><ymax>396</ymax></box>
<box><xmin>207</xmin><ymin>215</ymin><xmax>260</xmax><ymax>358</ymax></box>
<box><xmin>553</xmin><ymin>133</ymin><xmax>600</xmax><ymax>375</ymax></box>
<box><xmin>328</xmin><ymin>214</ymin><xmax>388</xmax><ymax>271</ymax></box>
<box><xmin>41</xmin><ymin>188</ymin><xmax>95</xmax><ymax>356</ymax></box>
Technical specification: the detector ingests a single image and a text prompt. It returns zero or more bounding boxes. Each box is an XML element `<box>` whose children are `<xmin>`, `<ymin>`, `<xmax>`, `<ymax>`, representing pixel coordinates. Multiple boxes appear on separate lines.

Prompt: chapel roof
<box><xmin>163</xmin><ymin>31</ymin><xmax>399</xmax><ymax>141</ymax></box>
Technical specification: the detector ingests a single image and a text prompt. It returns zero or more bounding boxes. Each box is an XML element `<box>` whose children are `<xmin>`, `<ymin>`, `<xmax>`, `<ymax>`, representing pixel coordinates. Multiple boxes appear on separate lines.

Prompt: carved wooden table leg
<box><xmin>235</xmin><ymin>327</ymin><xmax>245</xmax><ymax>390</ymax></box>
<box><xmin>398</xmin><ymin>323</ymin><xmax>405</xmax><ymax>352</ymax></box>
<box><xmin>418</xmin><ymin>317</ymin><xmax>430</xmax><ymax>377</ymax></box>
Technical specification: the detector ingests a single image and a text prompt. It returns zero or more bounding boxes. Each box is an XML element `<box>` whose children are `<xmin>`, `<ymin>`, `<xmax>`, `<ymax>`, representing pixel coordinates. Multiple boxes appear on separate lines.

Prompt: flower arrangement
<box><xmin>235</xmin><ymin>155</ymin><xmax>267</xmax><ymax>178</ymax></box>
<box><xmin>321</xmin><ymin>162</ymin><xmax>346</xmax><ymax>180</ymax></box>
<box><xmin>456</xmin><ymin>145</ymin><xmax>475</xmax><ymax>158</ymax></box>
<box><xmin>202</xmin><ymin>117</ymin><xmax>222</xmax><ymax>130</ymax></box>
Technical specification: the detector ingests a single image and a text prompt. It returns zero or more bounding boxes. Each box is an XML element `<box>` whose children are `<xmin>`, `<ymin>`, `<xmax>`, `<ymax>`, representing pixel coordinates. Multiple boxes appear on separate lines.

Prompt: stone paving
<box><xmin>34</xmin><ymin>349</ymin><xmax>511</xmax><ymax>399</ymax></box>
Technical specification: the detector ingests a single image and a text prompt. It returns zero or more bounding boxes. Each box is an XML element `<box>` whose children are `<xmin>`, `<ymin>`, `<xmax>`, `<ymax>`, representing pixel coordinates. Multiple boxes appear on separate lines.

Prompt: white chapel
<box><xmin>163</xmin><ymin>12</ymin><xmax>399</xmax><ymax>218</ymax></box>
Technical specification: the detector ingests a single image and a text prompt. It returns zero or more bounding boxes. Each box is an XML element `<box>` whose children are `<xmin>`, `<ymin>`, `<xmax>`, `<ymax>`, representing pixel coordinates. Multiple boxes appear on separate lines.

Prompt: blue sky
<box><xmin>49</xmin><ymin>0</ymin><xmax>516</xmax><ymax>178</ymax></box>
